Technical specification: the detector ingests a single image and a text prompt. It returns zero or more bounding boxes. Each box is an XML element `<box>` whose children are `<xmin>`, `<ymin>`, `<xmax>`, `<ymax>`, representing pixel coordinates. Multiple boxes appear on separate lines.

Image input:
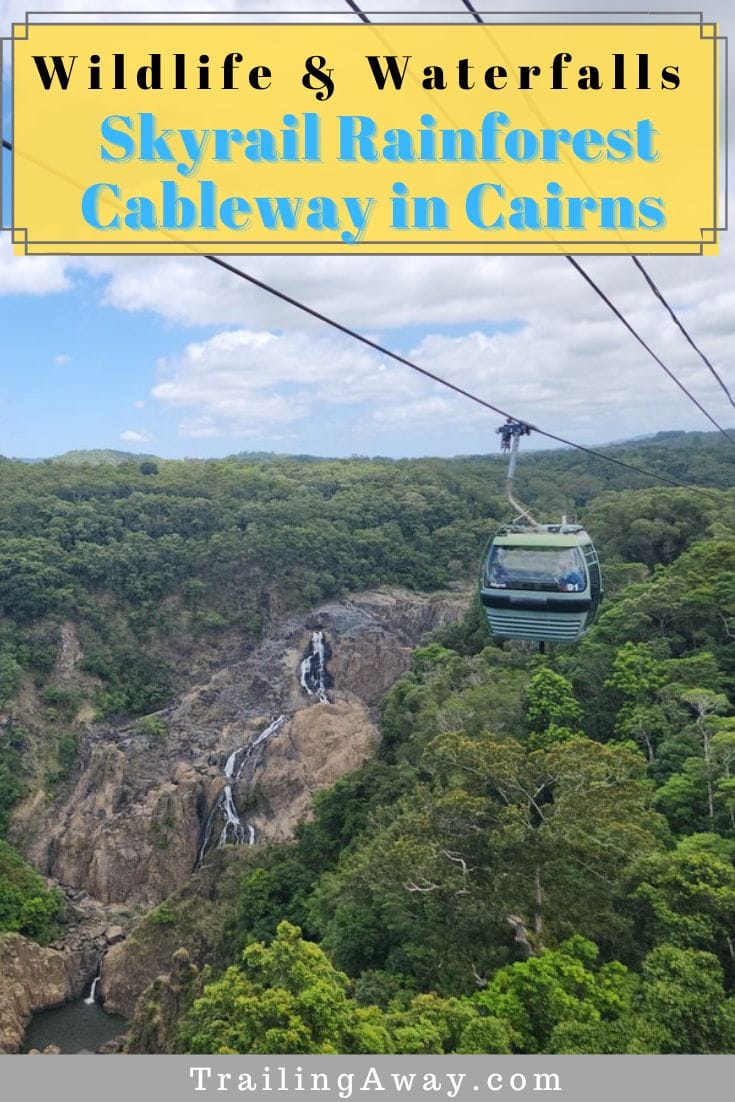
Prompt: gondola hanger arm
<box><xmin>497</xmin><ymin>420</ymin><xmax>539</xmax><ymax>528</ymax></box>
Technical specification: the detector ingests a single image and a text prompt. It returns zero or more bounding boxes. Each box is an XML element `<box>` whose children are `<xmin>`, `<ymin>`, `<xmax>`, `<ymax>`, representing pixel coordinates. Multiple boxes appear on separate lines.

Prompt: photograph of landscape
<box><xmin>1</xmin><ymin>0</ymin><xmax>734</xmax><ymax>1063</ymax></box>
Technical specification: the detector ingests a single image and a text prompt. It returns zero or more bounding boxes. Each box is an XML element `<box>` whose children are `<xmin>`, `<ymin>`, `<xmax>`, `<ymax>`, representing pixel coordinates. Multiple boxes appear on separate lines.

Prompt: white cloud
<box><xmin>54</xmin><ymin>353</ymin><xmax>72</xmax><ymax>365</ymax></box>
<box><xmin>152</xmin><ymin>327</ymin><xmax>420</xmax><ymax>438</ymax></box>
<box><xmin>120</xmin><ymin>428</ymin><xmax>153</xmax><ymax>443</ymax></box>
<box><xmin>0</xmin><ymin>239</ymin><xmax>74</xmax><ymax>295</ymax></box>
<box><xmin>133</xmin><ymin>399</ymin><xmax>145</xmax><ymax>409</ymax></box>
<box><xmin>83</xmin><ymin>237</ymin><xmax>735</xmax><ymax>398</ymax></box>
<box><xmin>149</xmin><ymin>271</ymin><xmax>735</xmax><ymax>445</ymax></box>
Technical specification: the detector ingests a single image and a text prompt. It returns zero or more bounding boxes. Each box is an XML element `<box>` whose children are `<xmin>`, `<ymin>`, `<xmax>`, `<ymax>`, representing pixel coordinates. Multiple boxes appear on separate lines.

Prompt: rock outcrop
<box><xmin>0</xmin><ymin>934</ymin><xmax>76</xmax><ymax>1053</ymax></box>
<box><xmin>244</xmin><ymin>696</ymin><xmax>378</xmax><ymax>843</ymax></box>
<box><xmin>123</xmin><ymin>947</ymin><xmax>199</xmax><ymax>1053</ymax></box>
<box><xmin>3</xmin><ymin>587</ymin><xmax>467</xmax><ymax>1049</ymax></box>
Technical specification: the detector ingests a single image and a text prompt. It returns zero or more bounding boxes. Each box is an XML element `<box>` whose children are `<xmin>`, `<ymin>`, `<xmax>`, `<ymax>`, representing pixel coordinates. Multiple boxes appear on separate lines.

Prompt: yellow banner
<box><xmin>8</xmin><ymin>18</ymin><xmax>724</xmax><ymax>255</ymax></box>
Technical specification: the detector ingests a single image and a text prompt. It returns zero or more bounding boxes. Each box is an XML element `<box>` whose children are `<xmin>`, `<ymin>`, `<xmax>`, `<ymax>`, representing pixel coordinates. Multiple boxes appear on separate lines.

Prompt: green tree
<box><xmin>523</xmin><ymin>669</ymin><xmax>583</xmax><ymax>745</ymax></box>
<box><xmin>712</xmin><ymin>726</ymin><xmax>735</xmax><ymax>831</ymax></box>
<box><xmin>653</xmin><ymin>758</ymin><xmax>710</xmax><ymax>835</ymax></box>
<box><xmin>605</xmin><ymin>642</ymin><xmax>667</xmax><ymax>761</ymax></box>
<box><xmin>0</xmin><ymin>840</ymin><xmax>63</xmax><ymax>943</ymax></box>
<box><xmin>635</xmin><ymin>945</ymin><xmax>735</xmax><ymax>1053</ymax></box>
<box><xmin>181</xmin><ymin>921</ymin><xmax>393</xmax><ymax>1054</ymax></box>
<box><xmin>311</xmin><ymin>734</ymin><xmax>665</xmax><ymax>988</ymax></box>
<box><xmin>0</xmin><ymin>648</ymin><xmax>20</xmax><ymax>707</ymax></box>
<box><xmin>680</xmin><ymin>689</ymin><xmax>730</xmax><ymax>825</ymax></box>
<box><xmin>474</xmin><ymin>936</ymin><xmax>636</xmax><ymax>1054</ymax></box>
<box><xmin>385</xmin><ymin>994</ymin><xmax>481</xmax><ymax>1054</ymax></box>
<box><xmin>0</xmin><ymin>727</ymin><xmax>25</xmax><ymax>833</ymax></box>
<box><xmin>624</xmin><ymin>849</ymin><xmax>735</xmax><ymax>962</ymax></box>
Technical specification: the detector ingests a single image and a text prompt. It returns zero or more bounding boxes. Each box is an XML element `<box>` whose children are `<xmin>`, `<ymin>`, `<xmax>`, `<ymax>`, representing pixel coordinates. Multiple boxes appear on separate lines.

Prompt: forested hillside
<box><xmin>1</xmin><ymin>430</ymin><xmax>732</xmax><ymax>717</ymax></box>
<box><xmin>1</xmin><ymin>431</ymin><xmax>734</xmax><ymax>1053</ymax></box>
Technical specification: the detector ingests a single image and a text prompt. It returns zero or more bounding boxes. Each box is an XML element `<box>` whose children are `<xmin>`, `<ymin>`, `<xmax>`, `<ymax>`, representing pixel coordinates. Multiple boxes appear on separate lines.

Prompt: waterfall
<box><xmin>299</xmin><ymin>630</ymin><xmax>330</xmax><ymax>703</ymax></box>
<box><xmin>197</xmin><ymin>627</ymin><xmax>334</xmax><ymax>868</ymax></box>
<box><xmin>197</xmin><ymin>715</ymin><xmax>287</xmax><ymax>866</ymax></box>
<box><xmin>84</xmin><ymin>975</ymin><xmax>100</xmax><ymax>1006</ymax></box>
<box><xmin>218</xmin><ymin>784</ymin><xmax>248</xmax><ymax>847</ymax></box>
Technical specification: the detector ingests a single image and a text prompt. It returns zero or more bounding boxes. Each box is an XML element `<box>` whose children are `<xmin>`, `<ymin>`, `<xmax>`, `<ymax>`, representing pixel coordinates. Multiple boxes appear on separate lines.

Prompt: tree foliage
<box><xmin>0</xmin><ymin>840</ymin><xmax>64</xmax><ymax>944</ymax></box>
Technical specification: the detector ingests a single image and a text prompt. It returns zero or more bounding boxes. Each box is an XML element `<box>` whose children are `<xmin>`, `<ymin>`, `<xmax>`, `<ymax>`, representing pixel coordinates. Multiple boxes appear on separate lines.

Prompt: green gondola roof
<box><xmin>491</xmin><ymin>531</ymin><xmax>592</xmax><ymax>549</ymax></box>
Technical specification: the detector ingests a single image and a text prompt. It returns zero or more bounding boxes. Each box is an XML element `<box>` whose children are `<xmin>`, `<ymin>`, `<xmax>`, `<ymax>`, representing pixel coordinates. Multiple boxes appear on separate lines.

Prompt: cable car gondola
<box><xmin>479</xmin><ymin>420</ymin><xmax>603</xmax><ymax>645</ymax></box>
<box><xmin>480</xmin><ymin>522</ymin><xmax>602</xmax><ymax>644</ymax></box>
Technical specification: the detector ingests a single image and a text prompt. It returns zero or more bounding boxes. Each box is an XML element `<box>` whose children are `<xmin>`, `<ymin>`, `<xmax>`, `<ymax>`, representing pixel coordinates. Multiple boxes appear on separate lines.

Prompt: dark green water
<box><xmin>22</xmin><ymin>997</ymin><xmax>127</xmax><ymax>1054</ymax></box>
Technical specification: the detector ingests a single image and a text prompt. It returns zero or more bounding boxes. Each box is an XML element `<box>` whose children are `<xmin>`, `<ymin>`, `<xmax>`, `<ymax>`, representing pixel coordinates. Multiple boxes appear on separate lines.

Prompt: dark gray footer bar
<box><xmin>1</xmin><ymin>1055</ymin><xmax>734</xmax><ymax>1102</ymax></box>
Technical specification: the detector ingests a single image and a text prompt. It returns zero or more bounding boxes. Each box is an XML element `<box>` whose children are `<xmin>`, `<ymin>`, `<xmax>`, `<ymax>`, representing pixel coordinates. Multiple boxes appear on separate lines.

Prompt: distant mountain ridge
<box><xmin>7</xmin><ymin>429</ymin><xmax>734</xmax><ymax>466</ymax></box>
<box><xmin>16</xmin><ymin>449</ymin><xmax>159</xmax><ymax>466</ymax></box>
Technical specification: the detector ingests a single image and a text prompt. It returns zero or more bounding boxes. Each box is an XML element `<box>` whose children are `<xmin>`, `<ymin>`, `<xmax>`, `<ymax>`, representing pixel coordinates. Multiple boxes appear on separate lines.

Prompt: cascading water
<box><xmin>84</xmin><ymin>975</ymin><xmax>100</xmax><ymax>1006</ymax></box>
<box><xmin>22</xmin><ymin>970</ymin><xmax>125</xmax><ymax>1054</ymax></box>
<box><xmin>197</xmin><ymin>628</ymin><xmax>333</xmax><ymax>867</ymax></box>
<box><xmin>197</xmin><ymin>714</ymin><xmax>286</xmax><ymax>865</ymax></box>
<box><xmin>300</xmin><ymin>630</ymin><xmax>330</xmax><ymax>703</ymax></box>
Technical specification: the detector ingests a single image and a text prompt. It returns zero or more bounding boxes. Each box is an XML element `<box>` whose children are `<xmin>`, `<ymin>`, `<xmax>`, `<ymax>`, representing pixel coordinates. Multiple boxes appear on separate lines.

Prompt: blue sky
<box><xmin>0</xmin><ymin>277</ymin><xmax>191</xmax><ymax>457</ymax></box>
<box><xmin>0</xmin><ymin>280</ymin><xmax>517</xmax><ymax>458</ymax></box>
<box><xmin>1</xmin><ymin>0</ymin><xmax>733</xmax><ymax>460</ymax></box>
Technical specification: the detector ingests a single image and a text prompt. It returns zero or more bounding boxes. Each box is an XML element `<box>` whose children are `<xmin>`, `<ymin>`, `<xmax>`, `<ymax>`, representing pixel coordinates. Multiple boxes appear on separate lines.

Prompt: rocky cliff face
<box><xmin>124</xmin><ymin>946</ymin><xmax>199</xmax><ymax>1054</ymax></box>
<box><xmin>0</xmin><ymin>934</ymin><xmax>74</xmax><ymax>1053</ymax></box>
<box><xmin>244</xmin><ymin>696</ymin><xmax>378</xmax><ymax>844</ymax></box>
<box><xmin>11</xmin><ymin>588</ymin><xmax>466</xmax><ymax>910</ymax></box>
<box><xmin>0</xmin><ymin>872</ymin><xmax>138</xmax><ymax>1051</ymax></box>
<box><xmin>0</xmin><ymin>920</ymin><xmax>106</xmax><ymax>1055</ymax></box>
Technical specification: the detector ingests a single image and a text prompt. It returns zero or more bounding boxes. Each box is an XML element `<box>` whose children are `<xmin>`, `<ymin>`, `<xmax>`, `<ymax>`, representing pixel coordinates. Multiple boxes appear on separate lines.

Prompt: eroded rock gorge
<box><xmin>3</xmin><ymin>586</ymin><xmax>467</xmax><ymax>1049</ymax></box>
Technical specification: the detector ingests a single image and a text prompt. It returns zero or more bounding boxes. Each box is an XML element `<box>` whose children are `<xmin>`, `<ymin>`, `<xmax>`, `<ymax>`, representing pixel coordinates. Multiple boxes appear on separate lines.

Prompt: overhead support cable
<box><xmin>567</xmin><ymin>256</ymin><xmax>735</xmax><ymax>448</ymax></box>
<box><xmin>204</xmin><ymin>255</ymin><xmax>731</xmax><ymax>503</ymax></box>
<box><xmin>631</xmin><ymin>257</ymin><xmax>735</xmax><ymax>411</ymax></box>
